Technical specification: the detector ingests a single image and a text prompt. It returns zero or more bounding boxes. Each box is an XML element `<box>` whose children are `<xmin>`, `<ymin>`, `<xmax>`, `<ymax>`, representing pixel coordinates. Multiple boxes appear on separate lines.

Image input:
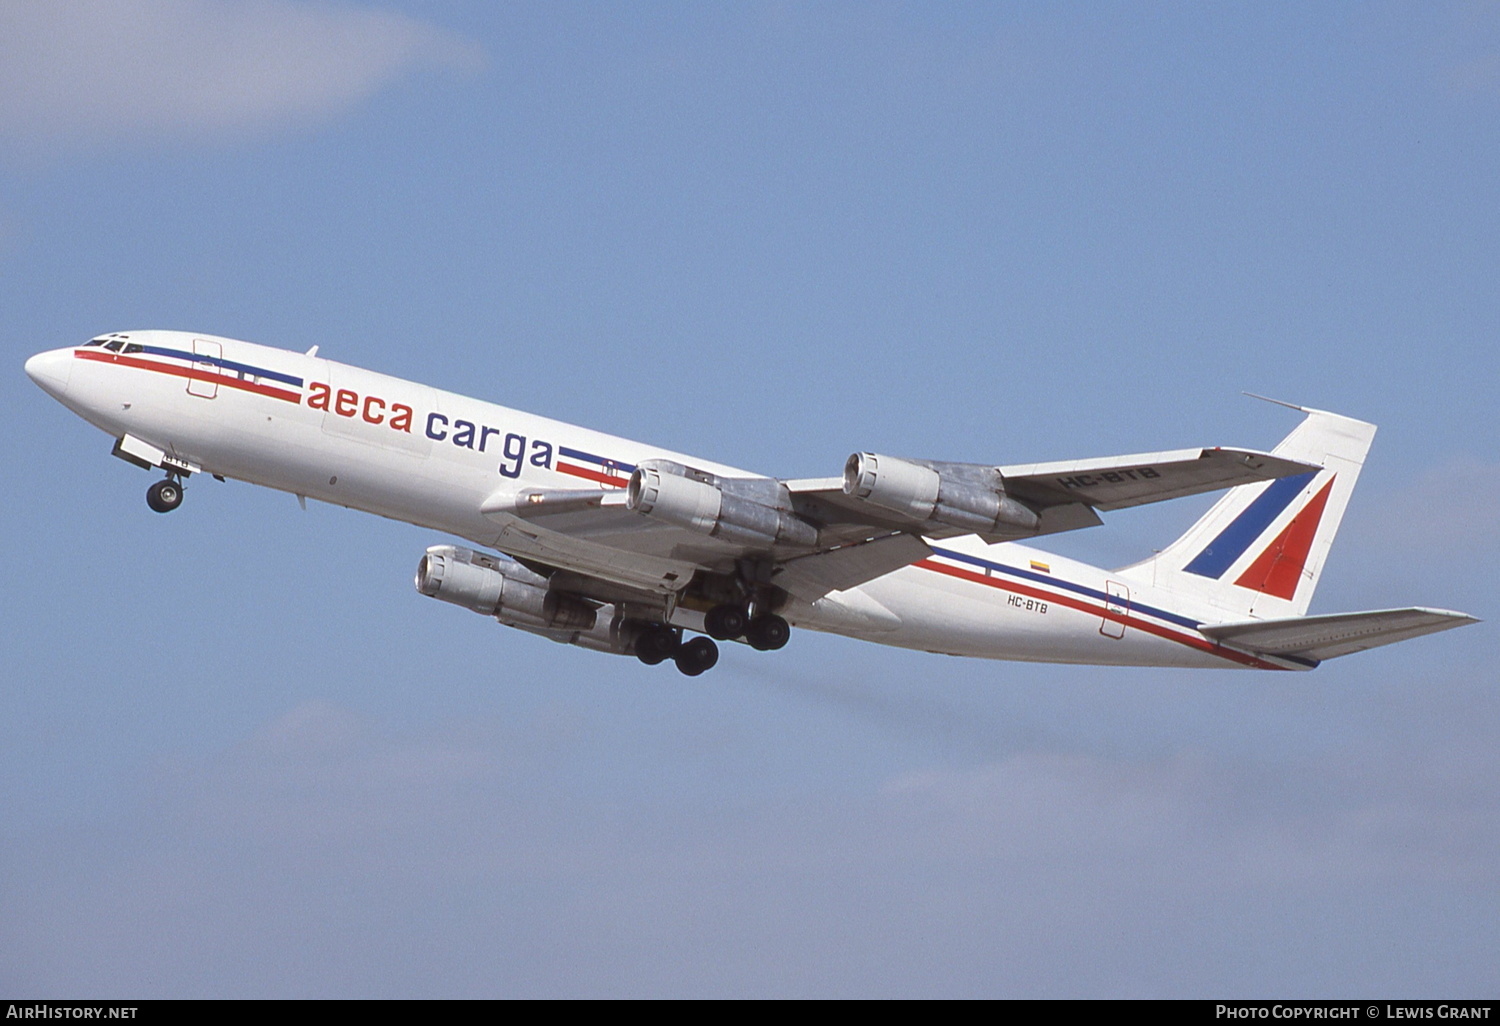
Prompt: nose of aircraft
<box><xmin>24</xmin><ymin>348</ymin><xmax>72</xmax><ymax>399</ymax></box>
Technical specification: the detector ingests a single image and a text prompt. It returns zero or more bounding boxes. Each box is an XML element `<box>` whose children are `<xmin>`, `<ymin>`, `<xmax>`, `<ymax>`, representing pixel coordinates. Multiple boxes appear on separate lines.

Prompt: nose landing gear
<box><xmin>146</xmin><ymin>476</ymin><xmax>184</xmax><ymax>513</ymax></box>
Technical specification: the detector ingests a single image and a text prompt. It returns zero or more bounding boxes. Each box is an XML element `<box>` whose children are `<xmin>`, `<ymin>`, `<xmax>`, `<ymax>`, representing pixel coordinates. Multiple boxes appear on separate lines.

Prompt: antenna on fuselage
<box><xmin>305</xmin><ymin>345</ymin><xmax>319</xmax><ymax>357</ymax></box>
<box><xmin>1242</xmin><ymin>392</ymin><xmax>1306</xmax><ymax>412</ymax></box>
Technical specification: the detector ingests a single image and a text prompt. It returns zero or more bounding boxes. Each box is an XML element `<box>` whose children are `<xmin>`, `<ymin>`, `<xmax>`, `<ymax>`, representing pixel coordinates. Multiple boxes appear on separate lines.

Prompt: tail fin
<box><xmin>1116</xmin><ymin>406</ymin><xmax>1376</xmax><ymax>619</ymax></box>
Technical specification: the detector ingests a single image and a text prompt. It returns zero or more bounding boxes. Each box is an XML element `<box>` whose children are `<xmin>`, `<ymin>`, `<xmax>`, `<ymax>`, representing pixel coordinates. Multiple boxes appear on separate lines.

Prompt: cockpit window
<box><xmin>123</xmin><ymin>343</ymin><xmax>143</xmax><ymax>354</ymax></box>
<box><xmin>103</xmin><ymin>340</ymin><xmax>124</xmax><ymax>352</ymax></box>
<box><xmin>82</xmin><ymin>339</ymin><xmax>106</xmax><ymax>347</ymax></box>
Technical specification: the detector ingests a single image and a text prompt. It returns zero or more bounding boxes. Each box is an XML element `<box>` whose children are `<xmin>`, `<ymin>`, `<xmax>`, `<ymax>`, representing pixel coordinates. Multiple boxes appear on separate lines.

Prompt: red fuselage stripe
<box><xmin>556</xmin><ymin>462</ymin><xmax>627</xmax><ymax>487</ymax></box>
<box><xmin>913</xmin><ymin>558</ymin><xmax>1287</xmax><ymax>670</ymax></box>
<box><xmin>75</xmin><ymin>350</ymin><xmax>302</xmax><ymax>404</ymax></box>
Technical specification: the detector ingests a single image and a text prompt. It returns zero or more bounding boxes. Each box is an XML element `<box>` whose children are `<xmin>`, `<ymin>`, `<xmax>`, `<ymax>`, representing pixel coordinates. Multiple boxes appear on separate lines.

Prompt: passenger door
<box><xmin>1100</xmin><ymin>581</ymin><xmax>1130</xmax><ymax>639</ymax></box>
<box><xmin>187</xmin><ymin>338</ymin><xmax>221</xmax><ymax>399</ymax></box>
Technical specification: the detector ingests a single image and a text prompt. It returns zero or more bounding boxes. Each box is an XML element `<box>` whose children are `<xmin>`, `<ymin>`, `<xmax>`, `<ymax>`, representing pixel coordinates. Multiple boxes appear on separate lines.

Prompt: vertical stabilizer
<box><xmin>1116</xmin><ymin>407</ymin><xmax>1376</xmax><ymax>619</ymax></box>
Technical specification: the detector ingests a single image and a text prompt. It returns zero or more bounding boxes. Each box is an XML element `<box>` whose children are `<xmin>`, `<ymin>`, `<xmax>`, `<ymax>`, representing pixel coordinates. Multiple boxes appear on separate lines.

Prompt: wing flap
<box><xmin>772</xmin><ymin>533</ymin><xmax>932</xmax><ymax>600</ymax></box>
<box><xmin>1200</xmin><ymin>607</ymin><xmax>1479</xmax><ymax>661</ymax></box>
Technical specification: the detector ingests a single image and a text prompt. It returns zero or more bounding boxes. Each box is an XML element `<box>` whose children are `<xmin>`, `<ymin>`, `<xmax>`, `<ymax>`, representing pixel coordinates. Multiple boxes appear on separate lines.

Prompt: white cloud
<box><xmin>883</xmin><ymin>742</ymin><xmax>1500</xmax><ymax>890</ymax></box>
<box><xmin>4</xmin><ymin>698</ymin><xmax>1497</xmax><ymax>996</ymax></box>
<box><xmin>0</xmin><ymin>0</ymin><xmax>482</xmax><ymax>142</ymax></box>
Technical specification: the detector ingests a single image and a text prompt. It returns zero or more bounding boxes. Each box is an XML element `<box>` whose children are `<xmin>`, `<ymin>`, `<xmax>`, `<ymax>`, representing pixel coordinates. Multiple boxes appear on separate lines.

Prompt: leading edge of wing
<box><xmin>1200</xmin><ymin>607</ymin><xmax>1480</xmax><ymax>662</ymax></box>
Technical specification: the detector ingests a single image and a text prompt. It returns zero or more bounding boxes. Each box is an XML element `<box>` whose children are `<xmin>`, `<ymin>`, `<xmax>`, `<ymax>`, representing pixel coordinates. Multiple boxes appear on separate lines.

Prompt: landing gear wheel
<box><xmin>674</xmin><ymin>636</ymin><xmax>719</xmax><ymax>676</ymax></box>
<box><xmin>146</xmin><ymin>478</ymin><xmax>183</xmax><ymax>513</ymax></box>
<box><xmin>636</xmin><ymin>626</ymin><xmax>680</xmax><ymax>666</ymax></box>
<box><xmin>704</xmin><ymin>603</ymin><xmax>748</xmax><ymax>640</ymax></box>
<box><xmin>745</xmin><ymin>614</ymin><xmax>790</xmax><ymax>651</ymax></box>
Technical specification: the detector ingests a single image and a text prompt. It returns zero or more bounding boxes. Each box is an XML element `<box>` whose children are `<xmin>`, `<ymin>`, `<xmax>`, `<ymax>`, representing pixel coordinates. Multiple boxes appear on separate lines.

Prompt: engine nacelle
<box><xmin>627</xmin><ymin>462</ymin><xmax>818</xmax><ymax>548</ymax></box>
<box><xmin>414</xmin><ymin>545</ymin><xmax>597</xmax><ymax>631</ymax></box>
<box><xmin>507</xmin><ymin>606</ymin><xmax>651</xmax><ymax>657</ymax></box>
<box><xmin>843</xmin><ymin>452</ymin><xmax>1040</xmax><ymax>534</ymax></box>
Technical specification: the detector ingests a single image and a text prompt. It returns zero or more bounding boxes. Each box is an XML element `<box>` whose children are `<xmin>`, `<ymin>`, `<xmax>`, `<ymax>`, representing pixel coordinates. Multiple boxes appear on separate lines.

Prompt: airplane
<box><xmin>24</xmin><ymin>330</ymin><xmax>1477</xmax><ymax>676</ymax></box>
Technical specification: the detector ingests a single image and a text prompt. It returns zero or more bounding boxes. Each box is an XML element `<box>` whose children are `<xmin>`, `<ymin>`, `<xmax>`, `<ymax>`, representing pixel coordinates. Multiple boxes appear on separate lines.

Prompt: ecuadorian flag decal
<box><xmin>1182</xmin><ymin>471</ymin><xmax>1334</xmax><ymax>600</ymax></box>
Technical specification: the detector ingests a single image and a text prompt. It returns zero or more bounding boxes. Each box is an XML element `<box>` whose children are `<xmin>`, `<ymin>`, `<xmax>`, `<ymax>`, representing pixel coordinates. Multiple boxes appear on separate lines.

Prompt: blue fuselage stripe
<box><xmin>558</xmin><ymin>446</ymin><xmax>636</xmax><ymax>473</ymax></box>
<box><xmin>927</xmin><ymin>545</ymin><xmax>1203</xmax><ymax>630</ymax></box>
<box><xmin>140</xmin><ymin>346</ymin><xmax>304</xmax><ymax>388</ymax></box>
<box><xmin>1181</xmin><ymin>471</ymin><xmax>1317</xmax><ymax>579</ymax></box>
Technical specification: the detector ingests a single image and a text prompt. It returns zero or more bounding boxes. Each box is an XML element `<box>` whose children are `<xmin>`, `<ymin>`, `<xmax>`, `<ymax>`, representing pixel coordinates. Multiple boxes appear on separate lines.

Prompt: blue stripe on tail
<box><xmin>1182</xmin><ymin>471</ymin><xmax>1316</xmax><ymax>579</ymax></box>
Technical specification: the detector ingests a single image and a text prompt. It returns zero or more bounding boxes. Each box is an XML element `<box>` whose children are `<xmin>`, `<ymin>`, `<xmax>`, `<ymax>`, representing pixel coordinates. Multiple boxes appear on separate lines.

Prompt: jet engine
<box><xmin>507</xmin><ymin>607</ymin><xmax>651</xmax><ymax>657</ymax></box>
<box><xmin>415</xmin><ymin>545</ymin><xmax>597</xmax><ymax>631</ymax></box>
<box><xmin>843</xmin><ymin>452</ymin><xmax>1040</xmax><ymax>534</ymax></box>
<box><xmin>626</xmin><ymin>461</ymin><xmax>818</xmax><ymax>548</ymax></box>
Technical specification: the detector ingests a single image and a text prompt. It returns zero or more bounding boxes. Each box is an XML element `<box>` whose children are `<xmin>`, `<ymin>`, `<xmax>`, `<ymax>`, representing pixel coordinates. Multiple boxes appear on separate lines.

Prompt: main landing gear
<box><xmin>634</xmin><ymin>604</ymin><xmax>789</xmax><ymax>677</ymax></box>
<box><xmin>146</xmin><ymin>476</ymin><xmax>184</xmax><ymax>513</ymax></box>
<box><xmin>705</xmin><ymin>603</ymin><xmax>789</xmax><ymax>651</ymax></box>
<box><xmin>703</xmin><ymin>604</ymin><xmax>747</xmax><ymax>641</ymax></box>
<box><xmin>745</xmin><ymin>613</ymin><xmax>790</xmax><ymax>651</ymax></box>
<box><xmin>636</xmin><ymin>625</ymin><xmax>720</xmax><ymax>677</ymax></box>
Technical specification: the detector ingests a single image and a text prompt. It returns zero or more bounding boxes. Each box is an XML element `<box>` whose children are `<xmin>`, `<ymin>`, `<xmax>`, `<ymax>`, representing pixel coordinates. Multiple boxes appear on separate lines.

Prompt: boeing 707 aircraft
<box><xmin>25</xmin><ymin>331</ymin><xmax>1476</xmax><ymax>676</ymax></box>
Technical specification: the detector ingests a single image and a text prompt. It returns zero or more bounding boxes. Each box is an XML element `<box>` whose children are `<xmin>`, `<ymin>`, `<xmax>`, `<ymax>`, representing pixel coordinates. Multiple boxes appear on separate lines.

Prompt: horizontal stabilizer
<box><xmin>999</xmin><ymin>447</ymin><xmax>1320</xmax><ymax>512</ymax></box>
<box><xmin>1200</xmin><ymin>607</ymin><xmax>1479</xmax><ymax>662</ymax></box>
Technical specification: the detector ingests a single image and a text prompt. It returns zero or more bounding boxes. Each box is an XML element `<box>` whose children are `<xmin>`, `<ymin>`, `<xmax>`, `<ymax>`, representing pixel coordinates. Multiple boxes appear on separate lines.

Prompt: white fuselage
<box><xmin>25</xmin><ymin>331</ymin><xmax>1298</xmax><ymax>671</ymax></box>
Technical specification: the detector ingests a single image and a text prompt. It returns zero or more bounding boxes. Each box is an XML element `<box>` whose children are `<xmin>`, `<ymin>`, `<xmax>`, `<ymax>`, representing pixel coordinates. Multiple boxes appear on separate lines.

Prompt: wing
<box><xmin>997</xmin><ymin>447</ymin><xmax>1319</xmax><ymax>511</ymax></box>
<box><xmin>477</xmin><ymin>480</ymin><xmax>934</xmax><ymax>600</ymax></box>
<box><xmin>1200</xmin><ymin>608</ymin><xmax>1479</xmax><ymax>662</ymax></box>
<box><xmin>786</xmin><ymin>445</ymin><xmax>1318</xmax><ymax>542</ymax></box>
<box><xmin>472</xmin><ymin>442</ymin><xmax>1320</xmax><ymax>603</ymax></box>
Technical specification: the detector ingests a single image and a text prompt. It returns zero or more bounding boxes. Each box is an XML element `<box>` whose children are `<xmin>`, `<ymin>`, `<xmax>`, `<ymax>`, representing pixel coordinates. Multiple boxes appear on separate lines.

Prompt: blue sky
<box><xmin>1</xmin><ymin>1</ymin><xmax>1496</xmax><ymax>997</ymax></box>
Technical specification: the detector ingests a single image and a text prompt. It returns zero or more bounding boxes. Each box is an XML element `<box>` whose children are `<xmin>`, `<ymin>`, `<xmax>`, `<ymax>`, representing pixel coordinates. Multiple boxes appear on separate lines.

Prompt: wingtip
<box><xmin>1408</xmin><ymin>608</ymin><xmax>1483</xmax><ymax>633</ymax></box>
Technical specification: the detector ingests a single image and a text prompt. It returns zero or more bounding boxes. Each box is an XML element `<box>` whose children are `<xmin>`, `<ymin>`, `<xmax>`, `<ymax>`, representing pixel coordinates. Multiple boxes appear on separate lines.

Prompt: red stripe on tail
<box><xmin>1234</xmin><ymin>477</ymin><xmax>1334</xmax><ymax>600</ymax></box>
